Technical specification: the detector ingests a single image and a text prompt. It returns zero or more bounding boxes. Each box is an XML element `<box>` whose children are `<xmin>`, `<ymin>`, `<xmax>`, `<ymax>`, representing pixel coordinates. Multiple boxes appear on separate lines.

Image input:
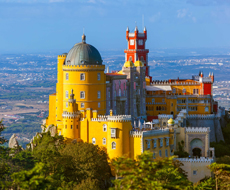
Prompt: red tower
<box><xmin>124</xmin><ymin>26</ymin><xmax>150</xmax><ymax>76</ymax></box>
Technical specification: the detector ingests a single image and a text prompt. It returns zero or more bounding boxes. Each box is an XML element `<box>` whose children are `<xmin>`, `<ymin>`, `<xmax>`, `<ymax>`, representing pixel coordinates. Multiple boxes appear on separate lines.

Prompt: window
<box><xmin>160</xmin><ymin>139</ymin><xmax>163</xmax><ymax>147</ymax></box>
<box><xmin>163</xmin><ymin>122</ymin><xmax>166</xmax><ymax>126</ymax></box>
<box><xmin>65</xmin><ymin>125</ymin><xmax>67</xmax><ymax>129</ymax></box>
<box><xmin>182</xmin><ymin>88</ymin><xmax>186</xmax><ymax>94</ymax></box>
<box><xmin>193</xmin><ymin>170</ymin><xmax>197</xmax><ymax>175</ymax></box>
<box><xmin>66</xmin><ymin>102</ymin><xmax>68</xmax><ymax>108</ymax></box>
<box><xmin>108</xmin><ymin>101</ymin><xmax>110</xmax><ymax>107</ymax></box>
<box><xmin>130</xmin><ymin>39</ymin><xmax>134</xmax><ymax>45</ymax></box>
<box><xmin>103</xmin><ymin>124</ymin><xmax>107</xmax><ymax>132</ymax></box>
<box><xmin>66</xmin><ymin>73</ymin><xmax>69</xmax><ymax>80</ymax></box>
<box><xmin>108</xmin><ymin>89</ymin><xmax>110</xmax><ymax>98</ymax></box>
<box><xmin>159</xmin><ymin>150</ymin><xmax>162</xmax><ymax>157</ymax></box>
<box><xmin>165</xmin><ymin>149</ymin><xmax>168</xmax><ymax>157</ymax></box>
<box><xmin>119</xmin><ymin>89</ymin><xmax>121</xmax><ymax>96</ymax></box>
<box><xmin>166</xmin><ymin>138</ymin><xmax>169</xmax><ymax>146</ymax></box>
<box><xmin>138</xmin><ymin>39</ymin><xmax>143</xmax><ymax>45</ymax></box>
<box><xmin>147</xmin><ymin>140</ymin><xmax>150</xmax><ymax>149</ymax></box>
<box><xmin>162</xmin><ymin>99</ymin><xmax>165</xmax><ymax>103</ymax></box>
<box><xmin>80</xmin><ymin>91</ymin><xmax>85</xmax><ymax>99</ymax></box>
<box><xmin>153</xmin><ymin>140</ymin><xmax>157</xmax><ymax>148</ymax></box>
<box><xmin>103</xmin><ymin>138</ymin><xmax>106</xmax><ymax>145</ymax></box>
<box><xmin>98</xmin><ymin>102</ymin><xmax>100</xmax><ymax>108</ymax></box>
<box><xmin>66</xmin><ymin>91</ymin><xmax>68</xmax><ymax>99</ymax></box>
<box><xmin>112</xmin><ymin>142</ymin><xmax>116</xmax><ymax>149</ymax></box>
<box><xmin>171</xmin><ymin>103</ymin><xmax>173</xmax><ymax>107</ymax></box>
<box><xmin>71</xmin><ymin>125</ymin><xmax>73</xmax><ymax>129</ymax></box>
<box><xmin>97</xmin><ymin>73</ymin><xmax>101</xmax><ymax>80</ymax></box>
<box><xmin>111</xmin><ymin>128</ymin><xmax>116</xmax><ymax>138</ymax></box>
<box><xmin>173</xmin><ymin>88</ymin><xmax>176</xmax><ymax>93</ymax></box>
<box><xmin>152</xmin><ymin>98</ymin><xmax>155</xmax><ymax>103</ymax></box>
<box><xmin>81</xmin><ymin>103</ymin><xmax>84</xmax><ymax>108</ymax></box>
<box><xmin>92</xmin><ymin>138</ymin><xmax>96</xmax><ymax>144</ymax></box>
<box><xmin>153</xmin><ymin>152</ymin><xmax>156</xmax><ymax>159</ymax></box>
<box><xmin>76</xmin><ymin>125</ymin><xmax>78</xmax><ymax>129</ymax></box>
<box><xmin>97</xmin><ymin>91</ymin><xmax>101</xmax><ymax>99</ymax></box>
<box><xmin>80</xmin><ymin>73</ymin><xmax>85</xmax><ymax>81</ymax></box>
<box><xmin>205</xmin><ymin>106</ymin><xmax>209</xmax><ymax>112</ymax></box>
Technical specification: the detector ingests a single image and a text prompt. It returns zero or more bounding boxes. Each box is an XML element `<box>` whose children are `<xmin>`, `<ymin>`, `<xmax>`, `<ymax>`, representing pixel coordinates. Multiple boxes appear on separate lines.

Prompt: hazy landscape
<box><xmin>1</xmin><ymin>47</ymin><xmax>230</xmax><ymax>147</ymax></box>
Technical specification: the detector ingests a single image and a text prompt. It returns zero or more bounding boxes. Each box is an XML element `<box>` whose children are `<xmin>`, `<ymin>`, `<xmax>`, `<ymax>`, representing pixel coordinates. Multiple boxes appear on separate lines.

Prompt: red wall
<box><xmin>203</xmin><ymin>83</ymin><xmax>212</xmax><ymax>95</ymax></box>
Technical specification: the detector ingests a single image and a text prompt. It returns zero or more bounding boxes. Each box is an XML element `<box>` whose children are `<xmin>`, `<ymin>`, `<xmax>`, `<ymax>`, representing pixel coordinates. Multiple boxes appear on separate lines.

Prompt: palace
<box><xmin>45</xmin><ymin>27</ymin><xmax>223</xmax><ymax>182</ymax></box>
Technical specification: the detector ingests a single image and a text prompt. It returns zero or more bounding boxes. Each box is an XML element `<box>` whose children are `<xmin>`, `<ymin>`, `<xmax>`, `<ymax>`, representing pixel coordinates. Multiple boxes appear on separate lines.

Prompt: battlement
<box><xmin>58</xmin><ymin>54</ymin><xmax>67</xmax><ymax>58</ymax></box>
<box><xmin>130</xmin><ymin>131</ymin><xmax>143</xmax><ymax>137</ymax></box>
<box><xmin>200</xmin><ymin>77</ymin><xmax>212</xmax><ymax>83</ymax></box>
<box><xmin>91</xmin><ymin>115</ymin><xmax>108</xmax><ymax>122</ymax></box>
<box><xmin>63</xmin><ymin>64</ymin><xmax>105</xmax><ymax>71</ymax></box>
<box><xmin>158</xmin><ymin>114</ymin><xmax>173</xmax><ymax>119</ymax></box>
<box><xmin>185</xmin><ymin>127</ymin><xmax>210</xmax><ymax>133</ymax></box>
<box><xmin>187</xmin><ymin>114</ymin><xmax>215</xmax><ymax>119</ymax></box>
<box><xmin>177</xmin><ymin>157</ymin><xmax>214</xmax><ymax>163</ymax></box>
<box><xmin>107</xmin><ymin>115</ymin><xmax>132</xmax><ymax>122</ymax></box>
<box><xmin>62</xmin><ymin>111</ymin><xmax>80</xmax><ymax>119</ymax></box>
<box><xmin>150</xmin><ymin>81</ymin><xmax>199</xmax><ymax>86</ymax></box>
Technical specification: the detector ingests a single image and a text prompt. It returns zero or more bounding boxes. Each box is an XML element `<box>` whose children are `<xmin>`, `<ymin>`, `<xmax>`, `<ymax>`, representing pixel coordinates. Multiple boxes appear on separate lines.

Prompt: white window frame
<box><xmin>80</xmin><ymin>73</ymin><xmax>85</xmax><ymax>81</ymax></box>
<box><xmin>103</xmin><ymin>124</ymin><xmax>107</xmax><ymax>132</ymax></box>
<box><xmin>80</xmin><ymin>91</ymin><xmax>85</xmax><ymax>99</ymax></box>
<box><xmin>66</xmin><ymin>73</ymin><xmax>69</xmax><ymax>80</ymax></box>
<box><xmin>81</xmin><ymin>103</ymin><xmax>84</xmax><ymax>108</ymax></box>
<box><xmin>103</xmin><ymin>138</ymin><xmax>106</xmax><ymax>145</ymax></box>
<box><xmin>97</xmin><ymin>73</ymin><xmax>101</xmax><ymax>81</ymax></box>
<box><xmin>97</xmin><ymin>91</ymin><xmax>101</xmax><ymax>99</ymax></box>
<box><xmin>111</xmin><ymin>128</ymin><xmax>116</xmax><ymax>138</ymax></box>
<box><xmin>92</xmin><ymin>138</ymin><xmax>96</xmax><ymax>144</ymax></box>
<box><xmin>112</xmin><ymin>142</ymin><xmax>116</xmax><ymax>149</ymax></box>
<box><xmin>66</xmin><ymin>91</ymin><xmax>68</xmax><ymax>99</ymax></box>
<box><xmin>130</xmin><ymin>39</ymin><xmax>134</xmax><ymax>45</ymax></box>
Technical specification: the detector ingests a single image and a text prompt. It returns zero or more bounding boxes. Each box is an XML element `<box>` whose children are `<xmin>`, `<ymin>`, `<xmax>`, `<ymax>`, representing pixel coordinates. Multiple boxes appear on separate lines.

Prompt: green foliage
<box><xmin>216</xmin><ymin>155</ymin><xmax>230</xmax><ymax>165</ymax></box>
<box><xmin>0</xmin><ymin>120</ymin><xmax>8</xmax><ymax>145</ymax></box>
<box><xmin>210</xmin><ymin>141</ymin><xmax>230</xmax><ymax>157</ymax></box>
<box><xmin>12</xmin><ymin>150</ymin><xmax>35</xmax><ymax>170</ymax></box>
<box><xmin>111</xmin><ymin>151</ymin><xmax>192</xmax><ymax>190</ymax></box>
<box><xmin>208</xmin><ymin>162</ymin><xmax>230</xmax><ymax>189</ymax></box>
<box><xmin>174</xmin><ymin>140</ymin><xmax>189</xmax><ymax>158</ymax></box>
<box><xmin>194</xmin><ymin>177</ymin><xmax>215</xmax><ymax>190</ymax></box>
<box><xmin>223</xmin><ymin>122</ymin><xmax>230</xmax><ymax>144</ymax></box>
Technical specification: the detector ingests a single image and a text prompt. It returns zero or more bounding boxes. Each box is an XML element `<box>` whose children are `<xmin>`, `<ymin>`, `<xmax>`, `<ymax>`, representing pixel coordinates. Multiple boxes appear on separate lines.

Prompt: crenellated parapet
<box><xmin>187</xmin><ymin>114</ymin><xmax>215</xmax><ymax>119</ymax></box>
<box><xmin>62</xmin><ymin>111</ymin><xmax>80</xmax><ymax>119</ymax></box>
<box><xmin>177</xmin><ymin>158</ymin><xmax>214</xmax><ymax>163</ymax></box>
<box><xmin>107</xmin><ymin>115</ymin><xmax>132</xmax><ymax>122</ymax></box>
<box><xmin>158</xmin><ymin>114</ymin><xmax>173</xmax><ymax>119</ymax></box>
<box><xmin>185</xmin><ymin>127</ymin><xmax>210</xmax><ymax>133</ymax></box>
<box><xmin>130</xmin><ymin>131</ymin><xmax>143</xmax><ymax>137</ymax></box>
<box><xmin>63</xmin><ymin>64</ymin><xmax>105</xmax><ymax>71</ymax></box>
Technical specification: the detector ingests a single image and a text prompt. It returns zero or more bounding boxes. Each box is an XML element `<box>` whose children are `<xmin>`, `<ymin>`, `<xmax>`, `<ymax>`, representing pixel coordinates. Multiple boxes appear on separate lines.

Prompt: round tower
<box><xmin>62</xmin><ymin>35</ymin><xmax>106</xmax><ymax>115</ymax></box>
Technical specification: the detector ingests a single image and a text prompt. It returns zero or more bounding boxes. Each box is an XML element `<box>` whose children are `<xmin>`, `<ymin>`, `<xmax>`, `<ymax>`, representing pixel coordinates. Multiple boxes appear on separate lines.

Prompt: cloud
<box><xmin>187</xmin><ymin>0</ymin><xmax>230</xmax><ymax>6</ymax></box>
<box><xmin>149</xmin><ymin>12</ymin><xmax>161</xmax><ymax>23</ymax></box>
<box><xmin>177</xmin><ymin>9</ymin><xmax>187</xmax><ymax>18</ymax></box>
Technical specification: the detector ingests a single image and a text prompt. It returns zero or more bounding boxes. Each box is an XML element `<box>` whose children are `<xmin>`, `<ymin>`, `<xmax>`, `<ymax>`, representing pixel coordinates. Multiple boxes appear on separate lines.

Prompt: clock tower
<box><xmin>124</xmin><ymin>26</ymin><xmax>150</xmax><ymax>76</ymax></box>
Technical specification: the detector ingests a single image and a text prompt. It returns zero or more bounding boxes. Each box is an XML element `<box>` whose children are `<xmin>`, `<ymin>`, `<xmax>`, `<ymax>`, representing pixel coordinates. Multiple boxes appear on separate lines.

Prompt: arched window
<box><xmin>112</xmin><ymin>142</ymin><xmax>116</xmax><ymax>149</ymax></box>
<box><xmin>66</xmin><ymin>102</ymin><xmax>68</xmax><ymax>108</ymax></box>
<box><xmin>66</xmin><ymin>91</ymin><xmax>68</xmax><ymax>99</ymax></box>
<box><xmin>103</xmin><ymin>124</ymin><xmax>107</xmax><ymax>132</ymax></box>
<box><xmin>163</xmin><ymin>122</ymin><xmax>166</xmax><ymax>126</ymax></box>
<box><xmin>103</xmin><ymin>138</ymin><xmax>106</xmax><ymax>145</ymax></box>
<box><xmin>92</xmin><ymin>138</ymin><xmax>96</xmax><ymax>144</ymax></box>
<box><xmin>98</xmin><ymin>102</ymin><xmax>100</xmax><ymax>108</ymax></box>
<box><xmin>80</xmin><ymin>91</ymin><xmax>85</xmax><ymax>99</ymax></box>
<box><xmin>153</xmin><ymin>152</ymin><xmax>156</xmax><ymax>159</ymax></box>
<box><xmin>66</xmin><ymin>73</ymin><xmax>69</xmax><ymax>80</ymax></box>
<box><xmin>80</xmin><ymin>73</ymin><xmax>85</xmax><ymax>80</ymax></box>
<box><xmin>173</xmin><ymin>88</ymin><xmax>176</xmax><ymax>93</ymax></box>
<box><xmin>159</xmin><ymin>150</ymin><xmax>162</xmax><ymax>157</ymax></box>
<box><xmin>159</xmin><ymin>106</ymin><xmax>161</xmax><ymax>111</ymax></box>
<box><xmin>97</xmin><ymin>91</ymin><xmax>101</xmax><ymax>99</ymax></box>
<box><xmin>97</xmin><ymin>73</ymin><xmax>101</xmax><ymax>81</ymax></box>
<box><xmin>182</xmin><ymin>88</ymin><xmax>186</xmax><ymax>94</ymax></box>
<box><xmin>156</xmin><ymin>106</ymin><xmax>159</xmax><ymax>110</ymax></box>
<box><xmin>165</xmin><ymin>149</ymin><xmax>168</xmax><ymax>157</ymax></box>
<box><xmin>119</xmin><ymin>89</ymin><xmax>121</xmax><ymax>96</ymax></box>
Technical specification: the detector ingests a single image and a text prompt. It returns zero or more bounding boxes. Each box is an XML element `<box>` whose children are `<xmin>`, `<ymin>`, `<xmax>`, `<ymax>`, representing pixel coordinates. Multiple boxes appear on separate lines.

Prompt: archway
<box><xmin>192</xmin><ymin>148</ymin><xmax>201</xmax><ymax>157</ymax></box>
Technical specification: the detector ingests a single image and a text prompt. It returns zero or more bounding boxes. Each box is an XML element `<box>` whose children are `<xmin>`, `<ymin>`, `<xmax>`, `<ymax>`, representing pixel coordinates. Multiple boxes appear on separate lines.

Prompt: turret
<box><xmin>211</xmin><ymin>72</ymin><xmax>214</xmax><ymax>82</ymax></box>
<box><xmin>126</xmin><ymin>27</ymin><xmax>129</xmax><ymax>40</ymax></box>
<box><xmin>143</xmin><ymin>26</ymin><xmax>147</xmax><ymax>38</ymax></box>
<box><xmin>200</xmin><ymin>72</ymin><xmax>203</xmax><ymax>78</ymax></box>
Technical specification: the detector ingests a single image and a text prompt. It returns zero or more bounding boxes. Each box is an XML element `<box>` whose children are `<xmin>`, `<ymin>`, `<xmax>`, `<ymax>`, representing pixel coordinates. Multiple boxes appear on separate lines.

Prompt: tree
<box><xmin>208</xmin><ymin>163</ymin><xmax>230</xmax><ymax>190</ymax></box>
<box><xmin>174</xmin><ymin>140</ymin><xmax>189</xmax><ymax>158</ymax></box>
<box><xmin>111</xmin><ymin>151</ymin><xmax>192</xmax><ymax>190</ymax></box>
<box><xmin>194</xmin><ymin>177</ymin><xmax>215</xmax><ymax>190</ymax></box>
<box><xmin>0</xmin><ymin>120</ymin><xmax>7</xmax><ymax>145</ymax></box>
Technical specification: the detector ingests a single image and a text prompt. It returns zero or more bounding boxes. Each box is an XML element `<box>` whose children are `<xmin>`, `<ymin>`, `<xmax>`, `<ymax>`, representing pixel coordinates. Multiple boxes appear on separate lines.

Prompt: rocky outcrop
<box><xmin>8</xmin><ymin>134</ymin><xmax>19</xmax><ymax>148</ymax></box>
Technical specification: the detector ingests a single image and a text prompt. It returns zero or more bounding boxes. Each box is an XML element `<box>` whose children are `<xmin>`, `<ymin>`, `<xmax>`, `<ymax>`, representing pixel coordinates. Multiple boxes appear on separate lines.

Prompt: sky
<box><xmin>1</xmin><ymin>0</ymin><xmax>230</xmax><ymax>53</ymax></box>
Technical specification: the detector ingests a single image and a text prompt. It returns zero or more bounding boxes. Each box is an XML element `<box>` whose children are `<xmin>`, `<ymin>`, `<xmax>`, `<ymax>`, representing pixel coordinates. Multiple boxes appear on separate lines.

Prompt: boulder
<box><xmin>8</xmin><ymin>134</ymin><xmax>19</xmax><ymax>148</ymax></box>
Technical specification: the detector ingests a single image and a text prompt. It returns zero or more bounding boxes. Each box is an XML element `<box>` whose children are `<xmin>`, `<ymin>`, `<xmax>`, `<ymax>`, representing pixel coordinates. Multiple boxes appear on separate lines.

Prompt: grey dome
<box><xmin>65</xmin><ymin>35</ymin><xmax>102</xmax><ymax>65</ymax></box>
